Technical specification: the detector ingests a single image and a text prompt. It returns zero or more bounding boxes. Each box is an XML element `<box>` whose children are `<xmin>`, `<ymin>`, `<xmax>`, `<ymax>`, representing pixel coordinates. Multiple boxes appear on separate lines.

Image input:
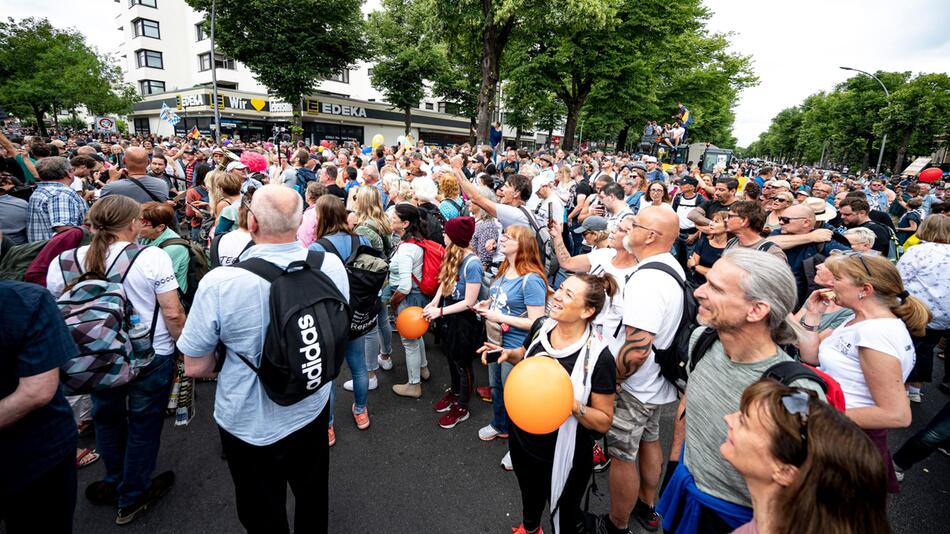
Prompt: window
<box><xmin>199</xmin><ymin>52</ymin><xmax>235</xmax><ymax>71</ymax></box>
<box><xmin>438</xmin><ymin>102</ymin><xmax>461</xmax><ymax>115</ymax></box>
<box><xmin>135</xmin><ymin>49</ymin><xmax>163</xmax><ymax>69</ymax></box>
<box><xmin>133</xmin><ymin>117</ymin><xmax>151</xmax><ymax>135</ymax></box>
<box><xmin>424</xmin><ymin>102</ymin><xmax>434</xmax><ymax>111</ymax></box>
<box><xmin>138</xmin><ymin>79</ymin><xmax>165</xmax><ymax>95</ymax></box>
<box><xmin>129</xmin><ymin>0</ymin><xmax>157</xmax><ymax>7</ymax></box>
<box><xmin>195</xmin><ymin>22</ymin><xmax>207</xmax><ymax>41</ymax></box>
<box><xmin>327</xmin><ymin>70</ymin><xmax>350</xmax><ymax>84</ymax></box>
<box><xmin>132</xmin><ymin>18</ymin><xmax>160</xmax><ymax>39</ymax></box>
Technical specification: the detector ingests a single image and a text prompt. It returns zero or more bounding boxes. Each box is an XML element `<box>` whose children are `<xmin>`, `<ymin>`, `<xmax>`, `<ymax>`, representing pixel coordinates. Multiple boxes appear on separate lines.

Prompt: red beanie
<box><xmin>444</xmin><ymin>216</ymin><xmax>475</xmax><ymax>247</ymax></box>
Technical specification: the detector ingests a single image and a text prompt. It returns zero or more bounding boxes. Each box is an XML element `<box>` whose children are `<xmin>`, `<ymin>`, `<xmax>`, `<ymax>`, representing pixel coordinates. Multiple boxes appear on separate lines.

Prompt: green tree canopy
<box><xmin>367</xmin><ymin>0</ymin><xmax>449</xmax><ymax>134</ymax></box>
<box><xmin>187</xmin><ymin>0</ymin><xmax>368</xmax><ymax>137</ymax></box>
<box><xmin>0</xmin><ymin>17</ymin><xmax>138</xmax><ymax>137</ymax></box>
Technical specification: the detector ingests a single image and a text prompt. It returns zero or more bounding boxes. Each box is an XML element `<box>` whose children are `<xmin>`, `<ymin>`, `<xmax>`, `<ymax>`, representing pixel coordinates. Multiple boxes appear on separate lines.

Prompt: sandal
<box><xmin>76</xmin><ymin>448</ymin><xmax>100</xmax><ymax>469</ymax></box>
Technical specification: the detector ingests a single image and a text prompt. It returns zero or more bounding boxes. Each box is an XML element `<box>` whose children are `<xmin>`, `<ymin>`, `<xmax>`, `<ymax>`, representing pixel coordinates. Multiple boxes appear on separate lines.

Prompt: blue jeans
<box><xmin>330</xmin><ymin>334</ymin><xmax>369</xmax><ymax>425</ymax></box>
<box><xmin>488</xmin><ymin>361</ymin><xmax>513</xmax><ymax>433</ymax></box>
<box><xmin>91</xmin><ymin>353</ymin><xmax>175</xmax><ymax>508</ymax></box>
<box><xmin>894</xmin><ymin>400</ymin><xmax>950</xmax><ymax>469</ymax></box>
<box><xmin>397</xmin><ymin>290</ymin><xmax>429</xmax><ymax>384</ymax></box>
<box><xmin>365</xmin><ymin>292</ymin><xmax>393</xmax><ymax>372</ymax></box>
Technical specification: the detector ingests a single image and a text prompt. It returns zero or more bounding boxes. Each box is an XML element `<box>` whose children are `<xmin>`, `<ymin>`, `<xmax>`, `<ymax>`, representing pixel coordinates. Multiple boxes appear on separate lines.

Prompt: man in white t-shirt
<box><xmin>602</xmin><ymin>206</ymin><xmax>681</xmax><ymax>534</ymax></box>
<box><xmin>599</xmin><ymin>182</ymin><xmax>634</xmax><ymax>230</ymax></box>
<box><xmin>451</xmin><ymin>156</ymin><xmax>537</xmax><ymax>230</ymax></box>
<box><xmin>532</xmin><ymin>172</ymin><xmax>565</xmax><ymax>228</ymax></box>
<box><xmin>46</xmin><ymin>196</ymin><xmax>186</xmax><ymax>524</ymax></box>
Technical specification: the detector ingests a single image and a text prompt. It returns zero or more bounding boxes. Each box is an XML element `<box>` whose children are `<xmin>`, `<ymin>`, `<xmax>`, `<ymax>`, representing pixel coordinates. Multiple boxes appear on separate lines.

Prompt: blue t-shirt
<box><xmin>309</xmin><ymin>232</ymin><xmax>370</xmax><ymax>260</ymax></box>
<box><xmin>439</xmin><ymin>198</ymin><xmax>464</xmax><ymax>221</ymax></box>
<box><xmin>489</xmin><ymin>272</ymin><xmax>547</xmax><ymax>348</ymax></box>
<box><xmin>0</xmin><ymin>281</ymin><xmax>79</xmax><ymax>495</ymax></box>
<box><xmin>451</xmin><ymin>254</ymin><xmax>484</xmax><ymax>301</ymax></box>
<box><xmin>897</xmin><ymin>211</ymin><xmax>921</xmax><ymax>245</ymax></box>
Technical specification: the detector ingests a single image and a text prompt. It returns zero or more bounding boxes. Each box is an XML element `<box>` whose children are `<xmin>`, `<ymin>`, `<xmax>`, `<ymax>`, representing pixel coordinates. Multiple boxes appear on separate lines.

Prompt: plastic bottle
<box><xmin>128</xmin><ymin>315</ymin><xmax>155</xmax><ymax>368</ymax></box>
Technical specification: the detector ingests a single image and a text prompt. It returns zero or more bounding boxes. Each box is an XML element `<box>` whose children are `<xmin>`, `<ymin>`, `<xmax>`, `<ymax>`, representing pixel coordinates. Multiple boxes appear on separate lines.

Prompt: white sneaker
<box><xmin>500</xmin><ymin>451</ymin><xmax>513</xmax><ymax>472</ymax></box>
<box><xmin>377</xmin><ymin>354</ymin><xmax>393</xmax><ymax>371</ymax></box>
<box><xmin>343</xmin><ymin>376</ymin><xmax>378</xmax><ymax>392</ymax></box>
<box><xmin>478</xmin><ymin>423</ymin><xmax>508</xmax><ymax>441</ymax></box>
<box><xmin>908</xmin><ymin>391</ymin><xmax>922</xmax><ymax>403</ymax></box>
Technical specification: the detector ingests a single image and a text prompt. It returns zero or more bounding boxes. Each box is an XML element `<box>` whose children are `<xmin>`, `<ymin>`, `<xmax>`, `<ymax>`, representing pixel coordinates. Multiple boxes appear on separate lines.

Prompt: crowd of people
<box><xmin>1</xmin><ymin>125</ymin><xmax>948</xmax><ymax>534</ymax></box>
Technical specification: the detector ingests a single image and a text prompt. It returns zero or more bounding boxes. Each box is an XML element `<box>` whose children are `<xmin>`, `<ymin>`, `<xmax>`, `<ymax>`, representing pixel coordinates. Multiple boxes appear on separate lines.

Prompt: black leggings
<box><xmin>509</xmin><ymin>428</ymin><xmax>593</xmax><ymax>533</ymax></box>
<box><xmin>442</xmin><ymin>309</ymin><xmax>484</xmax><ymax>409</ymax></box>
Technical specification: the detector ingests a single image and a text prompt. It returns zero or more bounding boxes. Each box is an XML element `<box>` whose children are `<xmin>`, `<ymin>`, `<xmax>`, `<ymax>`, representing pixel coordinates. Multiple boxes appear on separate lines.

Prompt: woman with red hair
<box><xmin>473</xmin><ymin>224</ymin><xmax>549</xmax><ymax>470</ymax></box>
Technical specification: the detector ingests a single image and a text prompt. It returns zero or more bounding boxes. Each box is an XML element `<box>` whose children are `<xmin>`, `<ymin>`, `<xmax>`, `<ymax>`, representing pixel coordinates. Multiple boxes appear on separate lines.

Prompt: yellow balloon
<box><xmin>372</xmin><ymin>133</ymin><xmax>385</xmax><ymax>146</ymax></box>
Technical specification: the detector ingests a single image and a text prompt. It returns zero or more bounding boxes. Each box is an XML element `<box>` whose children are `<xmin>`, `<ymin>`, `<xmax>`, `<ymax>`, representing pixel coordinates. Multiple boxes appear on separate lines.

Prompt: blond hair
<box><xmin>438</xmin><ymin>173</ymin><xmax>460</xmax><ymax>199</ymax></box>
<box><xmin>916</xmin><ymin>214</ymin><xmax>949</xmax><ymax>244</ymax></box>
<box><xmin>824</xmin><ymin>254</ymin><xmax>932</xmax><ymax>336</ymax></box>
<box><xmin>353</xmin><ymin>185</ymin><xmax>392</xmax><ymax>235</ymax></box>
<box><xmin>438</xmin><ymin>241</ymin><xmax>468</xmax><ymax>296</ymax></box>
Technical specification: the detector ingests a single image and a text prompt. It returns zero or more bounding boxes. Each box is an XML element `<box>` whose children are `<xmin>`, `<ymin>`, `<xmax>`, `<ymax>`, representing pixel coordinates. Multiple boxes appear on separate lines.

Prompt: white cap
<box><xmin>225</xmin><ymin>161</ymin><xmax>247</xmax><ymax>172</ymax></box>
<box><xmin>643</xmin><ymin>155</ymin><xmax>658</xmax><ymax>163</ymax></box>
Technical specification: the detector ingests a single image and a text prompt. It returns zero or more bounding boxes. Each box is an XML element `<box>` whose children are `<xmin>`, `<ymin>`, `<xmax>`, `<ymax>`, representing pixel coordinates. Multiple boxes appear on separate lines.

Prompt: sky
<box><xmin>3</xmin><ymin>0</ymin><xmax>949</xmax><ymax>146</ymax></box>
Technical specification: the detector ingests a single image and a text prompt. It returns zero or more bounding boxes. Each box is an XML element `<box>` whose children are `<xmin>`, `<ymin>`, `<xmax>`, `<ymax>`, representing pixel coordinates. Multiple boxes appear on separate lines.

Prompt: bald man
<box><xmin>602</xmin><ymin>205</ymin><xmax>685</xmax><ymax>533</ymax></box>
<box><xmin>180</xmin><ymin>184</ymin><xmax>349</xmax><ymax>533</ymax></box>
<box><xmin>99</xmin><ymin>146</ymin><xmax>170</xmax><ymax>205</ymax></box>
<box><xmin>772</xmin><ymin>203</ymin><xmax>850</xmax><ymax>309</ymax></box>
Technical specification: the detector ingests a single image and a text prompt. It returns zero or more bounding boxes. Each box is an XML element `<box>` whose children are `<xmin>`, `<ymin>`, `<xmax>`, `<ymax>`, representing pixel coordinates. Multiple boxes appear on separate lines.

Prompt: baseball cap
<box><xmin>767</xmin><ymin>179</ymin><xmax>791</xmax><ymax>190</ymax></box>
<box><xmin>225</xmin><ymin>161</ymin><xmax>247</xmax><ymax>172</ymax></box>
<box><xmin>574</xmin><ymin>216</ymin><xmax>608</xmax><ymax>234</ymax></box>
<box><xmin>643</xmin><ymin>155</ymin><xmax>658</xmax><ymax>164</ymax></box>
<box><xmin>678</xmin><ymin>177</ymin><xmax>699</xmax><ymax>187</ymax></box>
<box><xmin>211</xmin><ymin>147</ymin><xmax>225</xmax><ymax>155</ymax></box>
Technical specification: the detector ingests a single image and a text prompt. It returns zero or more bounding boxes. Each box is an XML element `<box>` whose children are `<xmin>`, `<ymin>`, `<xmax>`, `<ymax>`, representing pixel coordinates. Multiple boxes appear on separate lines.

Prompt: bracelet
<box><xmin>799</xmin><ymin>317</ymin><xmax>820</xmax><ymax>332</ymax></box>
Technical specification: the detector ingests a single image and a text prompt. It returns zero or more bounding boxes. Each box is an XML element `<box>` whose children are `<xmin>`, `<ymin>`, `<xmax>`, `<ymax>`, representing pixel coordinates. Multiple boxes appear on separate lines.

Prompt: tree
<box><xmin>0</xmin><ymin>18</ymin><xmax>138</xmax><ymax>137</ymax></box>
<box><xmin>877</xmin><ymin>73</ymin><xmax>950</xmax><ymax>171</ymax></box>
<box><xmin>187</xmin><ymin>0</ymin><xmax>368</xmax><ymax>139</ymax></box>
<box><xmin>434</xmin><ymin>0</ymin><xmax>617</xmax><ymax>146</ymax></box>
<box><xmin>367</xmin><ymin>0</ymin><xmax>449</xmax><ymax>135</ymax></box>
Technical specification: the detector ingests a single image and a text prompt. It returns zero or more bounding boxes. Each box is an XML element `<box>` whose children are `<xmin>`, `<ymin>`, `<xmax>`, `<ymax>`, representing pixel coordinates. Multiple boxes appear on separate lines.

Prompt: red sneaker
<box><xmin>512</xmin><ymin>524</ymin><xmax>543</xmax><ymax>534</ymax></box>
<box><xmin>434</xmin><ymin>390</ymin><xmax>459</xmax><ymax>413</ymax></box>
<box><xmin>593</xmin><ymin>442</ymin><xmax>611</xmax><ymax>472</ymax></box>
<box><xmin>438</xmin><ymin>405</ymin><xmax>470</xmax><ymax>429</ymax></box>
<box><xmin>476</xmin><ymin>386</ymin><xmax>492</xmax><ymax>402</ymax></box>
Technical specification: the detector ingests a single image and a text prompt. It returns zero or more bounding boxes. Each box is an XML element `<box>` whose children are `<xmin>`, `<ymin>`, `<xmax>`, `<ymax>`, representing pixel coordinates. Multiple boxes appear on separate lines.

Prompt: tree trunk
<box><xmin>403</xmin><ymin>107</ymin><xmax>412</xmax><ymax>135</ymax></box>
<box><xmin>616</xmin><ymin>124</ymin><xmax>631</xmax><ymax>152</ymax></box>
<box><xmin>515</xmin><ymin>126</ymin><xmax>522</xmax><ymax>149</ymax></box>
<box><xmin>32</xmin><ymin>104</ymin><xmax>48</xmax><ymax>138</ymax></box>
<box><xmin>475</xmin><ymin>28</ymin><xmax>501</xmax><ymax>145</ymax></box>
<box><xmin>894</xmin><ymin>129</ymin><xmax>912</xmax><ymax>173</ymax></box>
<box><xmin>861</xmin><ymin>136</ymin><xmax>873</xmax><ymax>171</ymax></box>
<box><xmin>546</xmin><ymin>125</ymin><xmax>554</xmax><ymax>149</ymax></box>
<box><xmin>562</xmin><ymin>102</ymin><xmax>582</xmax><ymax>152</ymax></box>
<box><xmin>469</xmin><ymin>117</ymin><xmax>477</xmax><ymax>146</ymax></box>
<box><xmin>291</xmin><ymin>97</ymin><xmax>303</xmax><ymax>143</ymax></box>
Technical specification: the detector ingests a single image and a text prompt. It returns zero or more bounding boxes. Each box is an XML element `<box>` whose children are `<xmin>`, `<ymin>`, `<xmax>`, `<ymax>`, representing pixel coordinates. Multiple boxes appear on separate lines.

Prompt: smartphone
<box><xmin>484</xmin><ymin>349</ymin><xmax>502</xmax><ymax>363</ymax></box>
<box><xmin>548</xmin><ymin>202</ymin><xmax>554</xmax><ymax>225</ymax></box>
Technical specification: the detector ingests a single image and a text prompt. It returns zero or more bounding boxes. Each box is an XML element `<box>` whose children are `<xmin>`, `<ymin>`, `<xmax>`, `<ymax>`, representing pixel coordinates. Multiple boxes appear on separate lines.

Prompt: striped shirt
<box><xmin>27</xmin><ymin>181</ymin><xmax>88</xmax><ymax>242</ymax></box>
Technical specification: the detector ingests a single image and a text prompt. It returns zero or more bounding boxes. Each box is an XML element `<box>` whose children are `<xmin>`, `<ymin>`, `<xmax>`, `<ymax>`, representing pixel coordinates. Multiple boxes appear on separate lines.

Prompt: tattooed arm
<box><xmin>548</xmin><ymin>219</ymin><xmax>591</xmax><ymax>273</ymax></box>
<box><xmin>616</xmin><ymin>326</ymin><xmax>657</xmax><ymax>382</ymax></box>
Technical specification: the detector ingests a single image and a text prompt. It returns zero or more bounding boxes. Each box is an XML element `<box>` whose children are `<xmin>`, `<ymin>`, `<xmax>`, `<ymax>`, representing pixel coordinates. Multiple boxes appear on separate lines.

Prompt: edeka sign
<box><xmin>304</xmin><ymin>99</ymin><xmax>367</xmax><ymax>118</ymax></box>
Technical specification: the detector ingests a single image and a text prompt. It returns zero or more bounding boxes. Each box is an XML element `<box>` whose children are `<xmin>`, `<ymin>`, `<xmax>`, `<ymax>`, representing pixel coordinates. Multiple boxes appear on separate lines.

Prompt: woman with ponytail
<box><xmin>797</xmin><ymin>250</ymin><xmax>932</xmax><ymax>492</ymax></box>
<box><xmin>46</xmin><ymin>195</ymin><xmax>186</xmax><ymax>522</ymax></box>
<box><xmin>478</xmin><ymin>273</ymin><xmax>618</xmax><ymax>534</ymax></box>
<box><xmin>422</xmin><ymin>216</ymin><xmax>483</xmax><ymax>429</ymax></box>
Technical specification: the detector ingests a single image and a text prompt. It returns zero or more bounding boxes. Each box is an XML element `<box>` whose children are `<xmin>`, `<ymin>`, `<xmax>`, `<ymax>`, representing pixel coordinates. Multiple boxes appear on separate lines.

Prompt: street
<box><xmin>52</xmin><ymin>337</ymin><xmax>950</xmax><ymax>534</ymax></box>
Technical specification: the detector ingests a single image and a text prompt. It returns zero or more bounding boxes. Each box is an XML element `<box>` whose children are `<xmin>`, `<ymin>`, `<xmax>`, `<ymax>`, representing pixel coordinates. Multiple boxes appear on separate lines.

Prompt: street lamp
<box><xmin>840</xmin><ymin>66</ymin><xmax>890</xmax><ymax>176</ymax></box>
<box><xmin>209</xmin><ymin>0</ymin><xmax>221</xmax><ymax>143</ymax></box>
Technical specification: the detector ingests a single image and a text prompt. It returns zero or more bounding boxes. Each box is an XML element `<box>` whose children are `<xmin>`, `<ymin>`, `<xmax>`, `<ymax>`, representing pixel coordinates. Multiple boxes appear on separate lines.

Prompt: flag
<box><xmin>160</xmin><ymin>102</ymin><xmax>181</xmax><ymax>126</ymax></box>
<box><xmin>188</xmin><ymin>126</ymin><xmax>201</xmax><ymax>139</ymax></box>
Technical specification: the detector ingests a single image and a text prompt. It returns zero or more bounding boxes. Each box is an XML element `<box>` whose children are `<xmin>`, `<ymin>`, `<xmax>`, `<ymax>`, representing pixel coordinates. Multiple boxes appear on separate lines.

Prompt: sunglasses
<box><xmin>778</xmin><ymin>216</ymin><xmax>809</xmax><ymax>224</ymax></box>
<box><xmin>629</xmin><ymin>221</ymin><xmax>663</xmax><ymax>235</ymax></box>
<box><xmin>780</xmin><ymin>390</ymin><xmax>811</xmax><ymax>465</ymax></box>
<box><xmin>829</xmin><ymin>249</ymin><xmax>873</xmax><ymax>276</ymax></box>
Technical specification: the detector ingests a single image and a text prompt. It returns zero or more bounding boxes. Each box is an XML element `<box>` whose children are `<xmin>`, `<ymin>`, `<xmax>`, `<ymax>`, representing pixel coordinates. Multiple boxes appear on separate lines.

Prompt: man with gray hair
<box><xmin>26</xmin><ymin>156</ymin><xmax>88</xmax><ymax>242</ymax></box>
<box><xmin>656</xmin><ymin>249</ymin><xmax>825</xmax><ymax>534</ymax></box>
<box><xmin>180</xmin><ymin>185</ymin><xmax>349</xmax><ymax>533</ymax></box>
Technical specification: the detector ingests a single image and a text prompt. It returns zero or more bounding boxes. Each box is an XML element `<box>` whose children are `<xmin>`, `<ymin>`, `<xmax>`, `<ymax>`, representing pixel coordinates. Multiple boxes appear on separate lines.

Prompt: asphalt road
<box><xmin>27</xmin><ymin>337</ymin><xmax>949</xmax><ymax>534</ymax></box>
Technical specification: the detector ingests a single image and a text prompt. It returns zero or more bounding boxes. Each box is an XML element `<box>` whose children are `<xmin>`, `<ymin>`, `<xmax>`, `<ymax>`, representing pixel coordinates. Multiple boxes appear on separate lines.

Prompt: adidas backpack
<box><xmin>316</xmin><ymin>235</ymin><xmax>389</xmax><ymax>339</ymax></box>
<box><xmin>234</xmin><ymin>251</ymin><xmax>350</xmax><ymax>406</ymax></box>
<box><xmin>57</xmin><ymin>244</ymin><xmax>147</xmax><ymax>394</ymax></box>
<box><xmin>402</xmin><ymin>237</ymin><xmax>445</xmax><ymax>297</ymax></box>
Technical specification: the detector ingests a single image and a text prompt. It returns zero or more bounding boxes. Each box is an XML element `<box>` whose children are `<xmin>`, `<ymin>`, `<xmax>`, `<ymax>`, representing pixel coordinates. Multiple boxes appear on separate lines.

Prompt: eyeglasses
<box><xmin>629</xmin><ymin>221</ymin><xmax>663</xmax><ymax>235</ymax></box>
<box><xmin>780</xmin><ymin>390</ymin><xmax>811</xmax><ymax>465</ymax></box>
<box><xmin>725</xmin><ymin>211</ymin><xmax>742</xmax><ymax>219</ymax></box>
<box><xmin>829</xmin><ymin>249</ymin><xmax>873</xmax><ymax>276</ymax></box>
<box><xmin>777</xmin><ymin>216</ymin><xmax>809</xmax><ymax>224</ymax></box>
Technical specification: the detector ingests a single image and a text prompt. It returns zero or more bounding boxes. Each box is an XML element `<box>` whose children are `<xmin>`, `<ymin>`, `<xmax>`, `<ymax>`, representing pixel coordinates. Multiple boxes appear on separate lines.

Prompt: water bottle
<box><xmin>128</xmin><ymin>315</ymin><xmax>155</xmax><ymax>368</ymax></box>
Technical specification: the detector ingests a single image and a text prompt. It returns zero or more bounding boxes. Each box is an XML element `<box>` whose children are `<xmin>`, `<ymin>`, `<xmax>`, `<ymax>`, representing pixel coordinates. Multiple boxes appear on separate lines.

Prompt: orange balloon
<box><xmin>504</xmin><ymin>356</ymin><xmax>574</xmax><ymax>434</ymax></box>
<box><xmin>395</xmin><ymin>306</ymin><xmax>429</xmax><ymax>340</ymax></box>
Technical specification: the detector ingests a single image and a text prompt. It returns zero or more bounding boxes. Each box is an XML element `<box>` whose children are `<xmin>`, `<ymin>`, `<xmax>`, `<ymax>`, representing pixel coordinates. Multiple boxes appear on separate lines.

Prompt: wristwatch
<box><xmin>799</xmin><ymin>317</ymin><xmax>820</xmax><ymax>332</ymax></box>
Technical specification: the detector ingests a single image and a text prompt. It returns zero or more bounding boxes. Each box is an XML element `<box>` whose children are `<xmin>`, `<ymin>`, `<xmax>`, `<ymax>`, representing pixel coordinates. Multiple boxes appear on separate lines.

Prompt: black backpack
<box><xmin>518</xmin><ymin>206</ymin><xmax>558</xmax><ymax>278</ymax></box>
<box><xmin>633</xmin><ymin>262</ymin><xmax>700</xmax><ymax>393</ymax></box>
<box><xmin>418</xmin><ymin>203</ymin><xmax>446</xmax><ymax>244</ymax></box>
<box><xmin>233</xmin><ymin>251</ymin><xmax>350</xmax><ymax>406</ymax></box>
<box><xmin>209</xmin><ymin>233</ymin><xmax>255</xmax><ymax>268</ymax></box>
<box><xmin>316</xmin><ymin>235</ymin><xmax>388</xmax><ymax>340</ymax></box>
<box><xmin>157</xmin><ymin>237</ymin><xmax>209</xmax><ymax>310</ymax></box>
